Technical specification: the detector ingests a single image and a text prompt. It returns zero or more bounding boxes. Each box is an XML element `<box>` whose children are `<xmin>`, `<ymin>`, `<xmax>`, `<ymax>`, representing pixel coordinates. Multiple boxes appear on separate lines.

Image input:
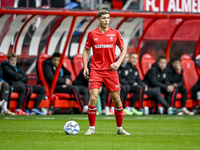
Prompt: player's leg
<box><xmin>104</xmin><ymin>77</ymin><xmax>130</xmax><ymax>135</ymax></box>
<box><xmin>110</xmin><ymin>91</ymin><xmax>130</xmax><ymax>135</ymax></box>
<box><xmin>85</xmin><ymin>88</ymin><xmax>99</xmax><ymax>135</ymax></box>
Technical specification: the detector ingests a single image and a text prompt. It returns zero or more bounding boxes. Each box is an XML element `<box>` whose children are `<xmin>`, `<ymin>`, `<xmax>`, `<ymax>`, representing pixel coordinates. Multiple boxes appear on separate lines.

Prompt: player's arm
<box><xmin>82</xmin><ymin>47</ymin><xmax>90</xmax><ymax>79</ymax></box>
<box><xmin>110</xmin><ymin>45</ymin><xmax>126</xmax><ymax>71</ymax></box>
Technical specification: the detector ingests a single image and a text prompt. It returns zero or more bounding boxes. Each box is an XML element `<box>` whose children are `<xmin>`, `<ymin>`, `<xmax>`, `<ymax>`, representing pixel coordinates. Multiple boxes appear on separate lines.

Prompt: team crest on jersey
<box><xmin>109</xmin><ymin>36</ymin><xmax>114</xmax><ymax>41</ymax></box>
<box><xmin>94</xmin><ymin>38</ymin><xmax>98</xmax><ymax>41</ymax></box>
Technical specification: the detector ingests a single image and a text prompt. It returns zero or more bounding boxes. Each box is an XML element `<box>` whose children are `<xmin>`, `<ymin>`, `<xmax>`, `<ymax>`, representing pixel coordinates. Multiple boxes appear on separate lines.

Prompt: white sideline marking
<box><xmin>36</xmin><ymin>117</ymin><xmax>56</xmax><ymax>119</ymax></box>
<box><xmin>3</xmin><ymin>117</ymin><xmax>24</xmax><ymax>120</ymax></box>
<box><xmin>0</xmin><ymin>129</ymin><xmax>198</xmax><ymax>136</ymax></box>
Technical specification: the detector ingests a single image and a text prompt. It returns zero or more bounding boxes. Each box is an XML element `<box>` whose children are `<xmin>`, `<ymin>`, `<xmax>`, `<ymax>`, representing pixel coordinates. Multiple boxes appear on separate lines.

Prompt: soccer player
<box><xmin>82</xmin><ymin>9</ymin><xmax>130</xmax><ymax>135</ymax></box>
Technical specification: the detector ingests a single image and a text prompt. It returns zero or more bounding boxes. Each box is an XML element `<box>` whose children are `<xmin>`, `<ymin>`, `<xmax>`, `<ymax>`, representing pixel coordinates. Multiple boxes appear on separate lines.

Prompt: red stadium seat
<box><xmin>0</xmin><ymin>52</ymin><xmax>7</xmax><ymax>63</ymax></box>
<box><xmin>73</xmin><ymin>53</ymin><xmax>84</xmax><ymax>77</ymax></box>
<box><xmin>62</xmin><ymin>56</ymin><xmax>76</xmax><ymax>82</ymax></box>
<box><xmin>181</xmin><ymin>54</ymin><xmax>198</xmax><ymax>99</ymax></box>
<box><xmin>140</xmin><ymin>53</ymin><xmax>155</xmax><ymax>76</ymax></box>
<box><xmin>112</xmin><ymin>0</ymin><xmax>123</xmax><ymax>9</ymax></box>
<box><xmin>37</xmin><ymin>53</ymin><xmax>82</xmax><ymax>110</ymax></box>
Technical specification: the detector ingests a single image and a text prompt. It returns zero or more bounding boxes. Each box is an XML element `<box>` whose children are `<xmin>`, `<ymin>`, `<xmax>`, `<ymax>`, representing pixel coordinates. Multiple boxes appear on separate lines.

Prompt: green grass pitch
<box><xmin>0</xmin><ymin>115</ymin><xmax>200</xmax><ymax>150</ymax></box>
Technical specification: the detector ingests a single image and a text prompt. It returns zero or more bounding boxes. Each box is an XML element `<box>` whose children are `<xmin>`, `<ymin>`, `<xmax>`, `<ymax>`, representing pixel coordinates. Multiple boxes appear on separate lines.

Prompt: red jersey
<box><xmin>85</xmin><ymin>27</ymin><xmax>124</xmax><ymax>77</ymax></box>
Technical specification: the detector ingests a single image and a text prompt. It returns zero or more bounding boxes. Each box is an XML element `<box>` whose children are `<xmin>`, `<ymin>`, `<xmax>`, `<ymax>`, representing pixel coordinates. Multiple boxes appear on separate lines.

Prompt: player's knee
<box><xmin>90</xmin><ymin>95</ymin><xmax>98</xmax><ymax>102</ymax></box>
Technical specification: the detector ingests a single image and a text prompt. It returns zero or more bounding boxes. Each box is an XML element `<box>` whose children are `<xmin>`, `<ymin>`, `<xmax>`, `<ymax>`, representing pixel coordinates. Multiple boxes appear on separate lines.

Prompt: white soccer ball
<box><xmin>64</xmin><ymin>121</ymin><xmax>80</xmax><ymax>135</ymax></box>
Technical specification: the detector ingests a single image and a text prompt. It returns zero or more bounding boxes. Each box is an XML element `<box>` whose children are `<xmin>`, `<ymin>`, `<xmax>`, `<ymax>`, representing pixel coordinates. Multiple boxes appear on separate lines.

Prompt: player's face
<box><xmin>8</xmin><ymin>57</ymin><xmax>17</xmax><ymax>67</ymax></box>
<box><xmin>98</xmin><ymin>14</ymin><xmax>110</xmax><ymax>28</ymax></box>
<box><xmin>52</xmin><ymin>57</ymin><xmax>60</xmax><ymax>67</ymax></box>
<box><xmin>129</xmin><ymin>53</ymin><xmax>138</xmax><ymax>66</ymax></box>
<box><xmin>172</xmin><ymin>60</ymin><xmax>181</xmax><ymax>71</ymax></box>
<box><xmin>158</xmin><ymin>58</ymin><xmax>167</xmax><ymax>70</ymax></box>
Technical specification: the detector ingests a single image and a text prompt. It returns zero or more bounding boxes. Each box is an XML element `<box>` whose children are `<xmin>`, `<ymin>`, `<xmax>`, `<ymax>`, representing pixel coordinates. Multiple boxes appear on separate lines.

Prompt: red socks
<box><xmin>114</xmin><ymin>106</ymin><xmax>123</xmax><ymax>127</ymax></box>
<box><xmin>88</xmin><ymin>105</ymin><xmax>97</xmax><ymax>127</ymax></box>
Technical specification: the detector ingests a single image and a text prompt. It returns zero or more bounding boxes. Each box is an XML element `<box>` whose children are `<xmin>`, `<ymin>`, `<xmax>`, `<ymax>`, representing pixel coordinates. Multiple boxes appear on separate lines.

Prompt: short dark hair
<box><xmin>157</xmin><ymin>56</ymin><xmax>167</xmax><ymax>62</ymax></box>
<box><xmin>51</xmin><ymin>52</ymin><xmax>61</xmax><ymax>58</ymax></box>
<box><xmin>96</xmin><ymin>9</ymin><xmax>110</xmax><ymax>19</ymax></box>
<box><xmin>130</xmin><ymin>52</ymin><xmax>138</xmax><ymax>56</ymax></box>
<box><xmin>171</xmin><ymin>56</ymin><xmax>181</xmax><ymax>63</ymax></box>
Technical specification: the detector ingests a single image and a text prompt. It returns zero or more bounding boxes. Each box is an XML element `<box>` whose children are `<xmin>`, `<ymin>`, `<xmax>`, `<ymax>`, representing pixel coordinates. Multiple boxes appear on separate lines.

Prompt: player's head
<box><xmin>51</xmin><ymin>52</ymin><xmax>61</xmax><ymax>67</ymax></box>
<box><xmin>97</xmin><ymin>9</ymin><xmax>110</xmax><ymax>28</ymax></box>
<box><xmin>171</xmin><ymin>56</ymin><xmax>181</xmax><ymax>71</ymax></box>
<box><xmin>7</xmin><ymin>53</ymin><xmax>17</xmax><ymax>67</ymax></box>
<box><xmin>129</xmin><ymin>52</ymin><xmax>138</xmax><ymax>66</ymax></box>
<box><xmin>156</xmin><ymin>56</ymin><xmax>167</xmax><ymax>70</ymax></box>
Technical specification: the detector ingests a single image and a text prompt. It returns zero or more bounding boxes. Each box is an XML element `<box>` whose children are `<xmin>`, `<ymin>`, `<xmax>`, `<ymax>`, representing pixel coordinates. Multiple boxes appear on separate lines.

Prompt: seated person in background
<box><xmin>1</xmin><ymin>53</ymin><xmax>45</xmax><ymax>115</ymax></box>
<box><xmin>167</xmin><ymin>56</ymin><xmax>194</xmax><ymax>115</ymax></box>
<box><xmin>191</xmin><ymin>54</ymin><xmax>200</xmax><ymax>100</ymax></box>
<box><xmin>43</xmin><ymin>52</ymin><xmax>88</xmax><ymax>113</ymax></box>
<box><xmin>142</xmin><ymin>55</ymin><xmax>180</xmax><ymax>114</ymax></box>
<box><xmin>0</xmin><ymin>79</ymin><xmax>15</xmax><ymax>115</ymax></box>
<box><xmin>143</xmin><ymin>56</ymin><xmax>174</xmax><ymax>106</ymax></box>
<box><xmin>118</xmin><ymin>53</ymin><xmax>135</xmax><ymax>115</ymax></box>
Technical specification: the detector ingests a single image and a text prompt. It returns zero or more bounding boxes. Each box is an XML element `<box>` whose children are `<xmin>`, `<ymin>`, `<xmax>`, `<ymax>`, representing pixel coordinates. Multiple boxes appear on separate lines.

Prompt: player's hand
<box><xmin>83</xmin><ymin>68</ymin><xmax>89</xmax><ymax>79</ymax></box>
<box><xmin>65</xmin><ymin>78</ymin><xmax>71</xmax><ymax>85</ymax></box>
<box><xmin>167</xmin><ymin>85</ymin><xmax>174</xmax><ymax>92</ymax></box>
<box><xmin>110</xmin><ymin>62</ymin><xmax>119</xmax><ymax>71</ymax></box>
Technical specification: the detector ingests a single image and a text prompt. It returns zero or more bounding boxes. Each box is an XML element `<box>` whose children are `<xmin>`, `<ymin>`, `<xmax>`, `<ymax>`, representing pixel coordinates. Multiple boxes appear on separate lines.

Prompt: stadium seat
<box><xmin>140</xmin><ymin>53</ymin><xmax>155</xmax><ymax>77</ymax></box>
<box><xmin>181</xmin><ymin>54</ymin><xmax>198</xmax><ymax>99</ymax></box>
<box><xmin>178</xmin><ymin>54</ymin><xmax>199</xmax><ymax>108</ymax></box>
<box><xmin>112</xmin><ymin>0</ymin><xmax>123</xmax><ymax>9</ymax></box>
<box><xmin>63</xmin><ymin>56</ymin><xmax>76</xmax><ymax>82</ymax></box>
<box><xmin>37</xmin><ymin>53</ymin><xmax>82</xmax><ymax>111</ymax></box>
<box><xmin>73</xmin><ymin>53</ymin><xmax>84</xmax><ymax>77</ymax></box>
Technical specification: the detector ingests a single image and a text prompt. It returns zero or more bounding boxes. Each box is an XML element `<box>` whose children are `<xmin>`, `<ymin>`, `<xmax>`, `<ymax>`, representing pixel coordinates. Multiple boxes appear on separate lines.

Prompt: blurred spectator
<box><xmin>1</xmin><ymin>53</ymin><xmax>45</xmax><ymax>115</ymax></box>
<box><xmin>117</xmin><ymin>53</ymin><xmax>134</xmax><ymax>115</ymax></box>
<box><xmin>129</xmin><ymin>53</ymin><xmax>179</xmax><ymax>115</ymax></box>
<box><xmin>167</xmin><ymin>56</ymin><xmax>194</xmax><ymax>115</ymax></box>
<box><xmin>143</xmin><ymin>56</ymin><xmax>181</xmax><ymax>114</ymax></box>
<box><xmin>43</xmin><ymin>52</ymin><xmax>88</xmax><ymax>113</ymax></box>
<box><xmin>192</xmin><ymin>54</ymin><xmax>200</xmax><ymax>100</ymax></box>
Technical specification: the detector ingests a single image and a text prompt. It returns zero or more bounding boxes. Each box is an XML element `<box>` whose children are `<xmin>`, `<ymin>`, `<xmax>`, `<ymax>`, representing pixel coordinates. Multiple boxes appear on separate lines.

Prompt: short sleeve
<box><xmin>84</xmin><ymin>32</ymin><xmax>92</xmax><ymax>49</ymax></box>
<box><xmin>116</xmin><ymin>31</ymin><xmax>125</xmax><ymax>48</ymax></box>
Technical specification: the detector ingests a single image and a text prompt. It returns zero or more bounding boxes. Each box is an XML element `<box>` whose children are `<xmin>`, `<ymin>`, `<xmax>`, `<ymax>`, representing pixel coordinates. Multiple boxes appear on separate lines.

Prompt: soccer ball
<box><xmin>64</xmin><ymin>121</ymin><xmax>80</xmax><ymax>135</ymax></box>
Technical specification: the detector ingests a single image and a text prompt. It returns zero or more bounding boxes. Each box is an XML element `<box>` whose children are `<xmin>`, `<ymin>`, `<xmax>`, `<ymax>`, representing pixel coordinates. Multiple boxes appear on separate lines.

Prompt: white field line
<box><xmin>0</xmin><ymin>129</ymin><xmax>198</xmax><ymax>136</ymax></box>
<box><xmin>1</xmin><ymin>116</ymin><xmax>200</xmax><ymax>120</ymax></box>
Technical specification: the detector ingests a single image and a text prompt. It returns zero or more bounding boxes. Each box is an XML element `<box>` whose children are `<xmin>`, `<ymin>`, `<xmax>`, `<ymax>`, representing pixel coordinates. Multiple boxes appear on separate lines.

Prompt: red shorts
<box><xmin>88</xmin><ymin>74</ymin><xmax>121</xmax><ymax>92</ymax></box>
